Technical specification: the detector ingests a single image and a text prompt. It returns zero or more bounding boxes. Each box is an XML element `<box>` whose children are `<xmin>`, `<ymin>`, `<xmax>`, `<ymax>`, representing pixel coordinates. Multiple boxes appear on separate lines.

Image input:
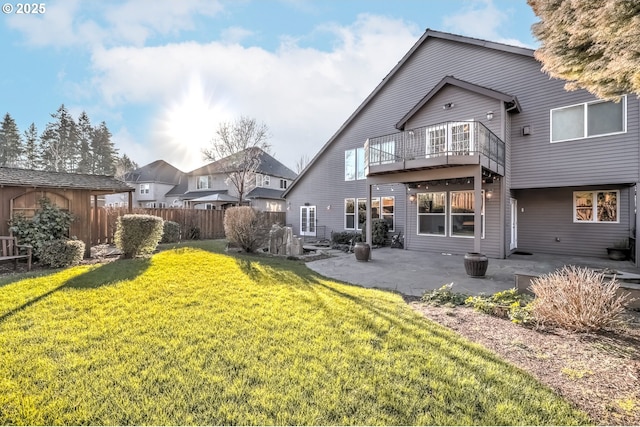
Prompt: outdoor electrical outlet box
<box><xmin>555</xmin><ymin>237</ymin><xmax>561</xmax><ymax>242</ymax></box>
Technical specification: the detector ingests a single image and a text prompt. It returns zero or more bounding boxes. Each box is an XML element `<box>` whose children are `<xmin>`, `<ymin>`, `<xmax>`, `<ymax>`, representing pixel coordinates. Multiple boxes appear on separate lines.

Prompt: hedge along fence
<box><xmin>90</xmin><ymin>207</ymin><xmax>286</xmax><ymax>245</ymax></box>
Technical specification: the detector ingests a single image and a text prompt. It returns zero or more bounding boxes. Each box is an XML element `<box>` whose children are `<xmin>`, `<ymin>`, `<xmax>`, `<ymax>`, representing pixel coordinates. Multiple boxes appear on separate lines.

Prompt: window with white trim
<box><xmin>139</xmin><ymin>183</ymin><xmax>150</xmax><ymax>194</ymax></box>
<box><xmin>381</xmin><ymin>196</ymin><xmax>395</xmax><ymax>231</ymax></box>
<box><xmin>345</xmin><ymin>197</ymin><xmax>395</xmax><ymax>231</ymax></box>
<box><xmin>417</xmin><ymin>192</ymin><xmax>446</xmax><ymax>235</ymax></box>
<box><xmin>450</xmin><ymin>191</ymin><xmax>484</xmax><ymax>238</ymax></box>
<box><xmin>345</xmin><ymin>198</ymin><xmax>355</xmax><ymax>229</ymax></box>
<box><xmin>255</xmin><ymin>174</ymin><xmax>270</xmax><ymax>187</ymax></box>
<box><xmin>551</xmin><ymin>97</ymin><xmax>626</xmax><ymax>142</ymax></box>
<box><xmin>574</xmin><ymin>190</ymin><xmax>619</xmax><ymax>223</ymax></box>
<box><xmin>345</xmin><ymin>148</ymin><xmax>366</xmax><ymax>181</ymax></box>
<box><xmin>197</xmin><ymin>176</ymin><xmax>212</xmax><ymax>189</ymax></box>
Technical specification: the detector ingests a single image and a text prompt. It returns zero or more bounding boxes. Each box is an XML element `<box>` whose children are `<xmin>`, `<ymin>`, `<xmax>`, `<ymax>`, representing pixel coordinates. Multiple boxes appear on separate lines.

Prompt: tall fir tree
<box><xmin>0</xmin><ymin>113</ymin><xmax>23</xmax><ymax>167</ymax></box>
<box><xmin>40</xmin><ymin>105</ymin><xmax>78</xmax><ymax>172</ymax></box>
<box><xmin>92</xmin><ymin>121</ymin><xmax>117</xmax><ymax>175</ymax></box>
<box><xmin>23</xmin><ymin>122</ymin><xmax>39</xmax><ymax>169</ymax></box>
<box><xmin>76</xmin><ymin>111</ymin><xmax>93</xmax><ymax>174</ymax></box>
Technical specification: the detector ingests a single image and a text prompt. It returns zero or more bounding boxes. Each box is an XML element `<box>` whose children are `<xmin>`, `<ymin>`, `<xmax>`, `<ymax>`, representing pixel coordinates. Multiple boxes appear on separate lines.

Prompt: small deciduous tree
<box><xmin>223</xmin><ymin>206</ymin><xmax>270</xmax><ymax>253</ymax></box>
<box><xmin>202</xmin><ymin>116</ymin><xmax>271</xmax><ymax>205</ymax></box>
<box><xmin>529</xmin><ymin>0</ymin><xmax>640</xmax><ymax>100</ymax></box>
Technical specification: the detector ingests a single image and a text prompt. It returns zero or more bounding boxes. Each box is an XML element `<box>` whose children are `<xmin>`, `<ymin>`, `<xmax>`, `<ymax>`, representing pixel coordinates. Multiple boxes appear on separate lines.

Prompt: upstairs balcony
<box><xmin>364</xmin><ymin>121</ymin><xmax>505</xmax><ymax>177</ymax></box>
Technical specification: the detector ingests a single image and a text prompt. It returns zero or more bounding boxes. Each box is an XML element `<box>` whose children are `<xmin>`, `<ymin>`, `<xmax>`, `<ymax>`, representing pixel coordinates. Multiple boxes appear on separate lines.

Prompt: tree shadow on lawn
<box><xmin>232</xmin><ymin>254</ymin><xmax>588</xmax><ymax>424</ymax></box>
<box><xmin>0</xmin><ymin>258</ymin><xmax>151</xmax><ymax>324</ymax></box>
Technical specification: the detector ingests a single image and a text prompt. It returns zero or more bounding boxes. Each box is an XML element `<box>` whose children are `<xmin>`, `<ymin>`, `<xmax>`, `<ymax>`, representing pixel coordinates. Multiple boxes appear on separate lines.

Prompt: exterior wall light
<box><xmin>409</xmin><ymin>194</ymin><xmax>416</xmax><ymax>203</ymax></box>
<box><xmin>486</xmin><ymin>111</ymin><xmax>494</xmax><ymax>121</ymax></box>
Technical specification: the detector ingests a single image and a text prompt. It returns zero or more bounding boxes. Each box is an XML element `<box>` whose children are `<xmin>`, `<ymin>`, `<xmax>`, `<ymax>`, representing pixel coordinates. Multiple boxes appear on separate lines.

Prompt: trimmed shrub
<box><xmin>39</xmin><ymin>239</ymin><xmax>85</xmax><ymax>268</ymax></box>
<box><xmin>161</xmin><ymin>221</ymin><xmax>181</xmax><ymax>243</ymax></box>
<box><xmin>223</xmin><ymin>207</ymin><xmax>270</xmax><ymax>253</ymax></box>
<box><xmin>115</xmin><ymin>214</ymin><xmax>164</xmax><ymax>258</ymax></box>
<box><xmin>372</xmin><ymin>218</ymin><xmax>389</xmax><ymax>246</ymax></box>
<box><xmin>530</xmin><ymin>265</ymin><xmax>631</xmax><ymax>332</ymax></box>
<box><xmin>8</xmin><ymin>197</ymin><xmax>75</xmax><ymax>258</ymax></box>
<box><xmin>331</xmin><ymin>231</ymin><xmax>362</xmax><ymax>245</ymax></box>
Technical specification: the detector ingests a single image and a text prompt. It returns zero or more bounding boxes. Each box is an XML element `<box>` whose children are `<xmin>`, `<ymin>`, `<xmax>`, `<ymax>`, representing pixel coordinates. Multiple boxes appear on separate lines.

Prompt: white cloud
<box><xmin>442</xmin><ymin>0</ymin><xmax>532</xmax><ymax>48</ymax></box>
<box><xmin>6</xmin><ymin>0</ymin><xmax>224</xmax><ymax>48</ymax></box>
<box><xmin>89</xmin><ymin>14</ymin><xmax>421</xmax><ymax>171</ymax></box>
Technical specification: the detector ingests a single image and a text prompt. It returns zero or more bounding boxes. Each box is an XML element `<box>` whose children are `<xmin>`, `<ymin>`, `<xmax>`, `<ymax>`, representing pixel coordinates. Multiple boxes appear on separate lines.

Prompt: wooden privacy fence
<box><xmin>90</xmin><ymin>207</ymin><xmax>287</xmax><ymax>245</ymax></box>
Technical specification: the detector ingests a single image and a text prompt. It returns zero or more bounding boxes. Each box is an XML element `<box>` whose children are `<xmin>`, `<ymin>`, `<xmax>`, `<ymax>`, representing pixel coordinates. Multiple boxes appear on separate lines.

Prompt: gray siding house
<box><xmin>284</xmin><ymin>29</ymin><xmax>639</xmax><ymax>263</ymax></box>
<box><xmin>181</xmin><ymin>148</ymin><xmax>297</xmax><ymax>211</ymax></box>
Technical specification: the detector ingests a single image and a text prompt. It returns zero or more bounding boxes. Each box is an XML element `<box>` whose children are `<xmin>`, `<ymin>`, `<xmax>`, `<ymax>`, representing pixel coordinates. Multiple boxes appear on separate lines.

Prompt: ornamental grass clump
<box><xmin>115</xmin><ymin>214</ymin><xmax>164</xmax><ymax>258</ymax></box>
<box><xmin>530</xmin><ymin>265</ymin><xmax>631</xmax><ymax>332</ymax></box>
<box><xmin>223</xmin><ymin>206</ymin><xmax>270</xmax><ymax>252</ymax></box>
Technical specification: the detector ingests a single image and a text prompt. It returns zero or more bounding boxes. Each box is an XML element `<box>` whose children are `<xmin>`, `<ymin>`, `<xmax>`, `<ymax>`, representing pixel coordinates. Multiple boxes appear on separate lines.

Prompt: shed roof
<box><xmin>0</xmin><ymin>167</ymin><xmax>134</xmax><ymax>193</ymax></box>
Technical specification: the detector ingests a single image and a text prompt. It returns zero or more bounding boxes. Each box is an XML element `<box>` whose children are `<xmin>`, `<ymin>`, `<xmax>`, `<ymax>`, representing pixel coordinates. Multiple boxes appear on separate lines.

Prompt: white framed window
<box><xmin>417</xmin><ymin>192</ymin><xmax>446</xmax><ymax>235</ymax></box>
<box><xmin>573</xmin><ymin>190</ymin><xmax>619</xmax><ymax>223</ymax></box>
<box><xmin>197</xmin><ymin>176</ymin><xmax>211</xmax><ymax>189</ymax></box>
<box><xmin>450</xmin><ymin>191</ymin><xmax>484</xmax><ymax>238</ymax></box>
<box><xmin>345</xmin><ymin>198</ymin><xmax>355</xmax><ymax>229</ymax></box>
<box><xmin>551</xmin><ymin>97</ymin><xmax>626</xmax><ymax>142</ymax></box>
<box><xmin>345</xmin><ymin>148</ymin><xmax>367</xmax><ymax>181</ymax></box>
<box><xmin>357</xmin><ymin>198</ymin><xmax>367</xmax><ymax>230</ymax></box>
<box><xmin>139</xmin><ymin>183</ymin><xmax>150</xmax><ymax>194</ymax></box>
<box><xmin>255</xmin><ymin>174</ymin><xmax>270</xmax><ymax>187</ymax></box>
<box><xmin>381</xmin><ymin>196</ymin><xmax>395</xmax><ymax>232</ymax></box>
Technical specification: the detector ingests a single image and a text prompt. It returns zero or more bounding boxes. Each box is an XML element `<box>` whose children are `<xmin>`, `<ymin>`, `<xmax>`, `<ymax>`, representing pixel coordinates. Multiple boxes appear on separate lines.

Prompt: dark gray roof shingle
<box><xmin>189</xmin><ymin>148</ymin><xmax>297</xmax><ymax>180</ymax></box>
<box><xmin>0</xmin><ymin>167</ymin><xmax>134</xmax><ymax>192</ymax></box>
<box><xmin>246</xmin><ymin>187</ymin><xmax>285</xmax><ymax>200</ymax></box>
<box><xmin>125</xmin><ymin>160</ymin><xmax>185</xmax><ymax>184</ymax></box>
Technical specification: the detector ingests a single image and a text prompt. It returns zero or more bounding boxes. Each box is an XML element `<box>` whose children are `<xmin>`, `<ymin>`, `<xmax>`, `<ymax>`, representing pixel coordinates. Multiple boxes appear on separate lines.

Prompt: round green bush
<box><xmin>161</xmin><ymin>220</ymin><xmax>181</xmax><ymax>243</ymax></box>
<box><xmin>39</xmin><ymin>239</ymin><xmax>85</xmax><ymax>268</ymax></box>
<box><xmin>115</xmin><ymin>214</ymin><xmax>164</xmax><ymax>258</ymax></box>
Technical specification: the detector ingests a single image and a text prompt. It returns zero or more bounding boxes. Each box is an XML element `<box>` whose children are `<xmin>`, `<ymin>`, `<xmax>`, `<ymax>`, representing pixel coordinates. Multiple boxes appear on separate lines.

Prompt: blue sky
<box><xmin>1</xmin><ymin>0</ymin><xmax>539</xmax><ymax>172</ymax></box>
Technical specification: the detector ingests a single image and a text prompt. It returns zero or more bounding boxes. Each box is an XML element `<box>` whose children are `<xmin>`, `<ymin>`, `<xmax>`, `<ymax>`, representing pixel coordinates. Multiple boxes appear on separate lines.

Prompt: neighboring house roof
<box><xmin>125</xmin><ymin>160</ymin><xmax>184</xmax><ymax>184</ymax></box>
<box><xmin>246</xmin><ymin>187</ymin><xmax>285</xmax><ymax>200</ymax></box>
<box><xmin>395</xmin><ymin>76</ymin><xmax>522</xmax><ymax>130</ymax></box>
<box><xmin>165</xmin><ymin>179</ymin><xmax>188</xmax><ymax>197</ymax></box>
<box><xmin>189</xmin><ymin>148</ymin><xmax>297</xmax><ymax>180</ymax></box>
<box><xmin>283</xmin><ymin>28</ymin><xmax>534</xmax><ymax>197</ymax></box>
<box><xmin>0</xmin><ymin>167</ymin><xmax>134</xmax><ymax>193</ymax></box>
<box><xmin>180</xmin><ymin>190</ymin><xmax>229</xmax><ymax>199</ymax></box>
<box><xmin>190</xmin><ymin>193</ymin><xmax>238</xmax><ymax>203</ymax></box>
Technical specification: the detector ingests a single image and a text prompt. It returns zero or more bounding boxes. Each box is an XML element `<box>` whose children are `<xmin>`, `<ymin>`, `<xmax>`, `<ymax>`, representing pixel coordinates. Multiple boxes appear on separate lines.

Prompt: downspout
<box><xmin>499</xmin><ymin>100</ymin><xmax>507</xmax><ymax>258</ymax></box>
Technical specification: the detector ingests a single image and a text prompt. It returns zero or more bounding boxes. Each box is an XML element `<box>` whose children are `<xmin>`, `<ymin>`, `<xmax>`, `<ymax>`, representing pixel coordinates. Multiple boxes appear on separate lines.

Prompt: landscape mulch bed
<box><xmin>410</xmin><ymin>301</ymin><xmax>640</xmax><ymax>426</ymax></box>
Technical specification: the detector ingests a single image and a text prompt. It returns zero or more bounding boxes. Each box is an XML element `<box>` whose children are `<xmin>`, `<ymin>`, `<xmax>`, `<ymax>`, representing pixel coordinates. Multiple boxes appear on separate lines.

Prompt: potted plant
<box><xmin>464</xmin><ymin>252</ymin><xmax>488</xmax><ymax>277</ymax></box>
<box><xmin>607</xmin><ymin>239</ymin><xmax>630</xmax><ymax>261</ymax></box>
<box><xmin>353</xmin><ymin>234</ymin><xmax>370</xmax><ymax>261</ymax></box>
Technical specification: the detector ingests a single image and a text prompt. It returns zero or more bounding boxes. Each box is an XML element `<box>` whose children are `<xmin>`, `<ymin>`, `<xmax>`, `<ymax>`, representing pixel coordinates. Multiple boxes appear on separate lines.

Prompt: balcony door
<box><xmin>426</xmin><ymin>121</ymin><xmax>475</xmax><ymax>157</ymax></box>
<box><xmin>300</xmin><ymin>205</ymin><xmax>316</xmax><ymax>236</ymax></box>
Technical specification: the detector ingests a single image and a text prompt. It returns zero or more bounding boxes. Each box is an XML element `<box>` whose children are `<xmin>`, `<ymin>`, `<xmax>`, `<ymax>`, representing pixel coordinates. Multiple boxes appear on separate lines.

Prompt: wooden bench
<box><xmin>0</xmin><ymin>236</ymin><xmax>32</xmax><ymax>271</ymax></box>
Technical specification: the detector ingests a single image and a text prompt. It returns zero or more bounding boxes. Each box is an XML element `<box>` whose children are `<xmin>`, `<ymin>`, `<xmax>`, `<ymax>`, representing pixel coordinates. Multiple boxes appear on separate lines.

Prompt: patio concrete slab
<box><xmin>306</xmin><ymin>247</ymin><xmax>640</xmax><ymax>298</ymax></box>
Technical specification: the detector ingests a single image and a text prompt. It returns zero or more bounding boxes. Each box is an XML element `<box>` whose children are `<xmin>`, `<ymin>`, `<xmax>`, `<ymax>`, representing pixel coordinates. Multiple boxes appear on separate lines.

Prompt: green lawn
<box><xmin>0</xmin><ymin>241</ymin><xmax>589</xmax><ymax>425</ymax></box>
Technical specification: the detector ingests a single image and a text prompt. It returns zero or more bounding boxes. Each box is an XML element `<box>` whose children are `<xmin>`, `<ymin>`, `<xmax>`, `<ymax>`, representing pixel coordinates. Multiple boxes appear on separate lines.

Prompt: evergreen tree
<box><xmin>40</xmin><ymin>105</ymin><xmax>78</xmax><ymax>172</ymax></box>
<box><xmin>76</xmin><ymin>111</ymin><xmax>93</xmax><ymax>174</ymax></box>
<box><xmin>92</xmin><ymin>121</ymin><xmax>117</xmax><ymax>175</ymax></box>
<box><xmin>529</xmin><ymin>0</ymin><xmax>640</xmax><ymax>99</ymax></box>
<box><xmin>23</xmin><ymin>122</ymin><xmax>39</xmax><ymax>169</ymax></box>
<box><xmin>0</xmin><ymin>113</ymin><xmax>23</xmax><ymax>167</ymax></box>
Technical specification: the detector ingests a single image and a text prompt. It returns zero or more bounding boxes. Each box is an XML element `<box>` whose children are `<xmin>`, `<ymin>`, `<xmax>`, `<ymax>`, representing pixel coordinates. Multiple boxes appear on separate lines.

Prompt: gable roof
<box><xmin>395</xmin><ymin>76</ymin><xmax>521</xmax><ymax>130</ymax></box>
<box><xmin>125</xmin><ymin>160</ymin><xmax>184</xmax><ymax>184</ymax></box>
<box><xmin>189</xmin><ymin>148</ymin><xmax>297</xmax><ymax>180</ymax></box>
<box><xmin>246</xmin><ymin>187</ymin><xmax>285</xmax><ymax>200</ymax></box>
<box><xmin>283</xmin><ymin>29</ymin><xmax>534</xmax><ymax>197</ymax></box>
<box><xmin>0</xmin><ymin>167</ymin><xmax>134</xmax><ymax>193</ymax></box>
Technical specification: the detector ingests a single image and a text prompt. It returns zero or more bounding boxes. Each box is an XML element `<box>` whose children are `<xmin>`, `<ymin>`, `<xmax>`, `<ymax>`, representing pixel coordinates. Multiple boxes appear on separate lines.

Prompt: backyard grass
<box><xmin>0</xmin><ymin>241</ymin><xmax>590</xmax><ymax>425</ymax></box>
